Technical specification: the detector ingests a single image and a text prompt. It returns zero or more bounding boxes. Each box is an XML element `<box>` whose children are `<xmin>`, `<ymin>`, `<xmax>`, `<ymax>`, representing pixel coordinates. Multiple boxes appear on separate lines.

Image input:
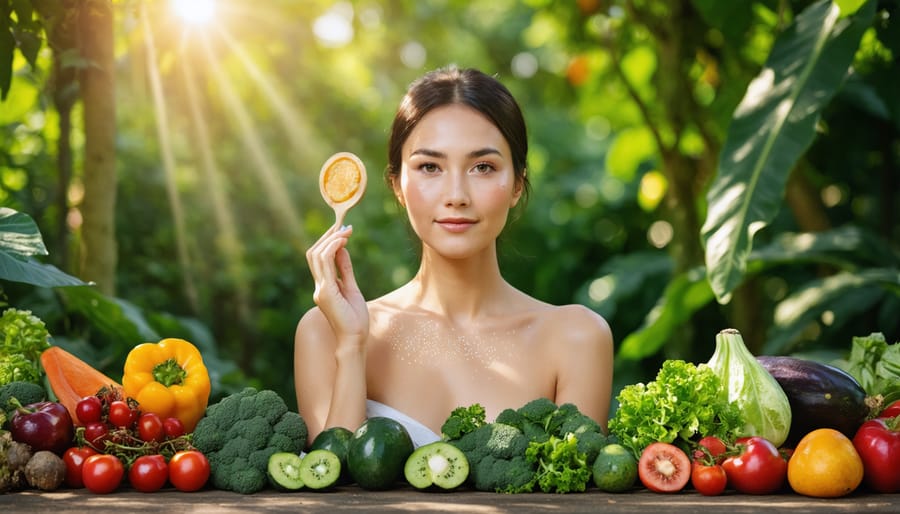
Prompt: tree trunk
<box><xmin>77</xmin><ymin>0</ymin><xmax>117</xmax><ymax>294</ymax></box>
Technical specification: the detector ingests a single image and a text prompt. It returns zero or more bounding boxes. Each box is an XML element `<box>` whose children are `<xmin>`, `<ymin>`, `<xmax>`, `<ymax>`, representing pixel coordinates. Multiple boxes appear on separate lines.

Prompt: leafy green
<box><xmin>842</xmin><ymin>332</ymin><xmax>900</xmax><ymax>404</ymax></box>
<box><xmin>0</xmin><ymin>308</ymin><xmax>51</xmax><ymax>386</ymax></box>
<box><xmin>609</xmin><ymin>360</ymin><xmax>743</xmax><ymax>459</ymax></box>
<box><xmin>441</xmin><ymin>403</ymin><xmax>487</xmax><ymax>440</ymax></box>
<box><xmin>522</xmin><ymin>433</ymin><xmax>591</xmax><ymax>494</ymax></box>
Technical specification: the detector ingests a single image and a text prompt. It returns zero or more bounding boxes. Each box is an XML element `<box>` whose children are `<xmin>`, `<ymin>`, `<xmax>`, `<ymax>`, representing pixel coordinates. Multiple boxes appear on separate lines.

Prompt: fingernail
<box><xmin>341</xmin><ymin>224</ymin><xmax>351</xmax><ymax>232</ymax></box>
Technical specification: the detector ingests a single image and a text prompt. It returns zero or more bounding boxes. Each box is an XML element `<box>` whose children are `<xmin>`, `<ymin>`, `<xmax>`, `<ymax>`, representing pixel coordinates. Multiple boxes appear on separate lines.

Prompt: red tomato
<box><xmin>63</xmin><ymin>446</ymin><xmax>99</xmax><ymax>488</ymax></box>
<box><xmin>691</xmin><ymin>463</ymin><xmax>727</xmax><ymax>496</ymax></box>
<box><xmin>129</xmin><ymin>454</ymin><xmax>169</xmax><ymax>493</ymax></box>
<box><xmin>108</xmin><ymin>400</ymin><xmax>137</xmax><ymax>428</ymax></box>
<box><xmin>168</xmin><ymin>450</ymin><xmax>210</xmax><ymax>492</ymax></box>
<box><xmin>75</xmin><ymin>396</ymin><xmax>103</xmax><ymax>425</ymax></box>
<box><xmin>82</xmin><ymin>454</ymin><xmax>124</xmax><ymax>494</ymax></box>
<box><xmin>693</xmin><ymin>435</ymin><xmax>728</xmax><ymax>465</ymax></box>
<box><xmin>879</xmin><ymin>400</ymin><xmax>900</xmax><ymax>419</ymax></box>
<box><xmin>638</xmin><ymin>442</ymin><xmax>691</xmax><ymax>493</ymax></box>
<box><xmin>852</xmin><ymin>417</ymin><xmax>900</xmax><ymax>493</ymax></box>
<box><xmin>163</xmin><ymin>417</ymin><xmax>186</xmax><ymax>439</ymax></box>
<box><xmin>83</xmin><ymin>421</ymin><xmax>109</xmax><ymax>450</ymax></box>
<box><xmin>137</xmin><ymin>412</ymin><xmax>165</xmax><ymax>443</ymax></box>
<box><xmin>721</xmin><ymin>436</ymin><xmax>787</xmax><ymax>494</ymax></box>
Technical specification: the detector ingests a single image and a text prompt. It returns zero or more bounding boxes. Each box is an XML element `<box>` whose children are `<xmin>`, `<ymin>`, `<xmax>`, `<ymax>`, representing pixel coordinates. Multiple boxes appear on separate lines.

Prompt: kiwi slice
<box><xmin>403</xmin><ymin>441</ymin><xmax>469</xmax><ymax>490</ymax></box>
<box><xmin>267</xmin><ymin>452</ymin><xmax>305</xmax><ymax>491</ymax></box>
<box><xmin>299</xmin><ymin>449</ymin><xmax>342</xmax><ymax>490</ymax></box>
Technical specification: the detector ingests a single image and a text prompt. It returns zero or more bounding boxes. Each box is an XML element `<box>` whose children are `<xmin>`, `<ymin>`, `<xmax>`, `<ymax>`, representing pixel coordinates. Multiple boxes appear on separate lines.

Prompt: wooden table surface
<box><xmin>3</xmin><ymin>486</ymin><xmax>899</xmax><ymax>513</ymax></box>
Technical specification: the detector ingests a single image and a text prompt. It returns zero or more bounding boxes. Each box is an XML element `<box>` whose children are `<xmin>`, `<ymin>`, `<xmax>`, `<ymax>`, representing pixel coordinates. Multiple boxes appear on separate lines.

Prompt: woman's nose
<box><xmin>443</xmin><ymin>171</ymin><xmax>470</xmax><ymax>206</ymax></box>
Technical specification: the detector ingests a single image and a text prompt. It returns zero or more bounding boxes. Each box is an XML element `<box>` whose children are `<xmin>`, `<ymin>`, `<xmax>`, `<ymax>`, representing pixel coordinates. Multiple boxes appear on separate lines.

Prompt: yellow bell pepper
<box><xmin>123</xmin><ymin>338</ymin><xmax>211</xmax><ymax>433</ymax></box>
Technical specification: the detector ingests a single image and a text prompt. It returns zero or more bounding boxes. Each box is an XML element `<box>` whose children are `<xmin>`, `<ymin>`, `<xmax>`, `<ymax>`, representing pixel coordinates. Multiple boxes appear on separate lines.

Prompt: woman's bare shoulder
<box><xmin>539</xmin><ymin>303</ymin><xmax>613</xmax><ymax>347</ymax></box>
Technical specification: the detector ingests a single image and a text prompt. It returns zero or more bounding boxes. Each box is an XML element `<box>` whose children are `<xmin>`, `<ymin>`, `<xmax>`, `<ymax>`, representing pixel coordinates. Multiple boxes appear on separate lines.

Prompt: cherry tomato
<box><xmin>63</xmin><ymin>446</ymin><xmax>99</xmax><ymax>488</ymax></box>
<box><xmin>83</xmin><ymin>421</ymin><xmax>109</xmax><ymax>450</ymax></box>
<box><xmin>129</xmin><ymin>454</ymin><xmax>169</xmax><ymax>493</ymax></box>
<box><xmin>163</xmin><ymin>417</ymin><xmax>186</xmax><ymax>439</ymax></box>
<box><xmin>852</xmin><ymin>417</ymin><xmax>900</xmax><ymax>493</ymax></box>
<box><xmin>168</xmin><ymin>450</ymin><xmax>210</xmax><ymax>492</ymax></box>
<box><xmin>721</xmin><ymin>436</ymin><xmax>787</xmax><ymax>494</ymax></box>
<box><xmin>75</xmin><ymin>396</ymin><xmax>103</xmax><ymax>425</ymax></box>
<box><xmin>638</xmin><ymin>442</ymin><xmax>691</xmax><ymax>493</ymax></box>
<box><xmin>880</xmin><ymin>400</ymin><xmax>900</xmax><ymax>419</ymax></box>
<box><xmin>137</xmin><ymin>412</ymin><xmax>165</xmax><ymax>443</ymax></box>
<box><xmin>108</xmin><ymin>400</ymin><xmax>137</xmax><ymax>428</ymax></box>
<box><xmin>82</xmin><ymin>454</ymin><xmax>125</xmax><ymax>494</ymax></box>
<box><xmin>691</xmin><ymin>463</ymin><xmax>727</xmax><ymax>496</ymax></box>
<box><xmin>693</xmin><ymin>435</ymin><xmax>728</xmax><ymax>465</ymax></box>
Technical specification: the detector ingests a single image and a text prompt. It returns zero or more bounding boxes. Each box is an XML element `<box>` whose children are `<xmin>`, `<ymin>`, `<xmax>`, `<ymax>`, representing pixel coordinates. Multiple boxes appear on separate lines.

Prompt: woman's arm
<box><xmin>552</xmin><ymin>305</ymin><xmax>614</xmax><ymax>432</ymax></box>
<box><xmin>294</xmin><ymin>224</ymin><xmax>370</xmax><ymax>445</ymax></box>
<box><xmin>294</xmin><ymin>308</ymin><xmax>367</xmax><ymax>444</ymax></box>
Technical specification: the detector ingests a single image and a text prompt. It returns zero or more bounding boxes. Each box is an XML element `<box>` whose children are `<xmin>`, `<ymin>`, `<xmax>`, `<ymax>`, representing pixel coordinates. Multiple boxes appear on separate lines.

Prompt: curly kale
<box><xmin>609</xmin><ymin>359</ymin><xmax>743</xmax><ymax>460</ymax></box>
<box><xmin>522</xmin><ymin>433</ymin><xmax>592</xmax><ymax>493</ymax></box>
<box><xmin>0</xmin><ymin>309</ymin><xmax>51</xmax><ymax>386</ymax></box>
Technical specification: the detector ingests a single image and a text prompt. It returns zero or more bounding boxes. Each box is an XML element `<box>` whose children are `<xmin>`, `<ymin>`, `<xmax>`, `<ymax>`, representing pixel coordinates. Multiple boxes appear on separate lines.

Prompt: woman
<box><xmin>295</xmin><ymin>67</ymin><xmax>613</xmax><ymax>447</ymax></box>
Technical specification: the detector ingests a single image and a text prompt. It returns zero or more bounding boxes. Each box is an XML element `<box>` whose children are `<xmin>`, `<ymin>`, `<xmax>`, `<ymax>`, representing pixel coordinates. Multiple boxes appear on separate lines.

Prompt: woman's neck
<box><xmin>409</xmin><ymin>245</ymin><xmax>510</xmax><ymax>324</ymax></box>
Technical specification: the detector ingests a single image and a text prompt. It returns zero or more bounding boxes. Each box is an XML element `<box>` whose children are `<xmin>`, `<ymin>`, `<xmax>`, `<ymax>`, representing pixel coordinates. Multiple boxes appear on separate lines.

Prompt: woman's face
<box><xmin>394</xmin><ymin>104</ymin><xmax>523</xmax><ymax>260</ymax></box>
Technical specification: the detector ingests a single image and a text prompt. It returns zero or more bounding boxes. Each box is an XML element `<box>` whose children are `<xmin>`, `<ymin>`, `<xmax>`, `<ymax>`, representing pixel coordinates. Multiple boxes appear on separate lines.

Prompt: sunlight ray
<box><xmin>140</xmin><ymin>4</ymin><xmax>200</xmax><ymax>312</ymax></box>
<box><xmin>179</xmin><ymin>53</ymin><xmax>253</xmax><ymax>325</ymax></box>
<box><xmin>197</xmin><ymin>33</ymin><xmax>309</xmax><ymax>250</ymax></box>
<box><xmin>214</xmin><ymin>24</ymin><xmax>325</xmax><ymax>163</ymax></box>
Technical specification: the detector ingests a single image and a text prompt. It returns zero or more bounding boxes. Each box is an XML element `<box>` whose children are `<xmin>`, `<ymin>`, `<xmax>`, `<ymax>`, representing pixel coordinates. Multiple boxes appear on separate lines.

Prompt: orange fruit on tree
<box><xmin>787</xmin><ymin>428</ymin><xmax>863</xmax><ymax>498</ymax></box>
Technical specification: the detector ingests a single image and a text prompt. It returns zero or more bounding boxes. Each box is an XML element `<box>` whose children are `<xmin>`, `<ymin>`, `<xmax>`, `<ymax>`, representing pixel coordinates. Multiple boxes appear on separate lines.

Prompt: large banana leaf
<box><xmin>0</xmin><ymin>208</ymin><xmax>86</xmax><ymax>287</ymax></box>
<box><xmin>700</xmin><ymin>0</ymin><xmax>875</xmax><ymax>303</ymax></box>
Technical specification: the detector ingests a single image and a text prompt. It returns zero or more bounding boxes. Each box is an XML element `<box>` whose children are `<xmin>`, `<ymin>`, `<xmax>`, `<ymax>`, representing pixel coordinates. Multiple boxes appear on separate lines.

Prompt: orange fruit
<box><xmin>787</xmin><ymin>428</ymin><xmax>863</xmax><ymax>498</ymax></box>
<box><xmin>322</xmin><ymin>155</ymin><xmax>363</xmax><ymax>203</ymax></box>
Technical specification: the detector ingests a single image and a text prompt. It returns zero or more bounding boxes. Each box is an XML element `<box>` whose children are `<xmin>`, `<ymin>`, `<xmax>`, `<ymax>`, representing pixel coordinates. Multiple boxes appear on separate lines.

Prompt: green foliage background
<box><xmin>2</xmin><ymin>0</ymin><xmax>898</xmax><ymax>415</ymax></box>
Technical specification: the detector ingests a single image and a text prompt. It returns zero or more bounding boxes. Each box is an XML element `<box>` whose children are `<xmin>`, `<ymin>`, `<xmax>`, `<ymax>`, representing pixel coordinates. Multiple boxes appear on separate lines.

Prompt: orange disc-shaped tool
<box><xmin>319</xmin><ymin>152</ymin><xmax>367</xmax><ymax>225</ymax></box>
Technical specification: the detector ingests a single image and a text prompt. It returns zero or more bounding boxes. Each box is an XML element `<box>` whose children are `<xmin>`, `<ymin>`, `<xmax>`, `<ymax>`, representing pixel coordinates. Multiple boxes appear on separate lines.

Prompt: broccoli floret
<box><xmin>192</xmin><ymin>387</ymin><xmax>308</xmax><ymax>493</ymax></box>
<box><xmin>558</xmin><ymin>410</ymin><xmax>602</xmax><ymax>437</ymax></box>
<box><xmin>474</xmin><ymin>454</ymin><xmax>536</xmax><ymax>493</ymax></box>
<box><xmin>575</xmin><ymin>430</ymin><xmax>608</xmax><ymax>465</ymax></box>
<box><xmin>494</xmin><ymin>407</ymin><xmax>523</xmax><ymax>428</ymax></box>
<box><xmin>441</xmin><ymin>403</ymin><xmax>486</xmax><ymax>440</ymax></box>
<box><xmin>0</xmin><ymin>381</ymin><xmax>46</xmax><ymax>412</ymax></box>
<box><xmin>449</xmin><ymin>423</ymin><xmax>536</xmax><ymax>492</ymax></box>
<box><xmin>516</xmin><ymin>397</ymin><xmax>558</xmax><ymax>427</ymax></box>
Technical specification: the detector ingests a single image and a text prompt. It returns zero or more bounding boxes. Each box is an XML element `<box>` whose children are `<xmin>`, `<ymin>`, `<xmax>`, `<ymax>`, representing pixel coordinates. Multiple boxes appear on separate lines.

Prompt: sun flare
<box><xmin>171</xmin><ymin>0</ymin><xmax>216</xmax><ymax>26</ymax></box>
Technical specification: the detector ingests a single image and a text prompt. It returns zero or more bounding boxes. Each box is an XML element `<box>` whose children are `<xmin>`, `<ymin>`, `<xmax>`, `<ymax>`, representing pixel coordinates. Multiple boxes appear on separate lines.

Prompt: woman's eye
<box><xmin>420</xmin><ymin>163</ymin><xmax>439</xmax><ymax>173</ymax></box>
<box><xmin>473</xmin><ymin>163</ymin><xmax>495</xmax><ymax>174</ymax></box>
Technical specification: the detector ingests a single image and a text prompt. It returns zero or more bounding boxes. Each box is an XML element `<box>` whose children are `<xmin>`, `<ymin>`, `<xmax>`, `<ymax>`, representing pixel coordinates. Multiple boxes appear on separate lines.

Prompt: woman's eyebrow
<box><xmin>408</xmin><ymin>147</ymin><xmax>503</xmax><ymax>159</ymax></box>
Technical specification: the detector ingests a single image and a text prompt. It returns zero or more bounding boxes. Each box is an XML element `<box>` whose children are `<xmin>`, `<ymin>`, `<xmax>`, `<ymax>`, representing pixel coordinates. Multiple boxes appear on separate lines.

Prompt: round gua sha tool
<box><xmin>319</xmin><ymin>152</ymin><xmax>367</xmax><ymax>226</ymax></box>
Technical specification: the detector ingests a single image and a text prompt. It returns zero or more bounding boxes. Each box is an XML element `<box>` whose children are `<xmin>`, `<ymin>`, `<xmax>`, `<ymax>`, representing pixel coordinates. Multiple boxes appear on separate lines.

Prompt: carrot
<box><xmin>40</xmin><ymin>346</ymin><xmax>122</xmax><ymax>425</ymax></box>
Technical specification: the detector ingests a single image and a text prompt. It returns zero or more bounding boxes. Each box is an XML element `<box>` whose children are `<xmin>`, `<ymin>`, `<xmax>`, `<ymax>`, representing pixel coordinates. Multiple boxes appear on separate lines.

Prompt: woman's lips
<box><xmin>436</xmin><ymin>218</ymin><xmax>476</xmax><ymax>233</ymax></box>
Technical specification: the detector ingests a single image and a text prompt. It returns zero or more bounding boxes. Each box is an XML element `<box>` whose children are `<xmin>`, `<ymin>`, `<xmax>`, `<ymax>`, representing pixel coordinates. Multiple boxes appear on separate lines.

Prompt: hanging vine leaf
<box><xmin>700</xmin><ymin>0</ymin><xmax>875</xmax><ymax>303</ymax></box>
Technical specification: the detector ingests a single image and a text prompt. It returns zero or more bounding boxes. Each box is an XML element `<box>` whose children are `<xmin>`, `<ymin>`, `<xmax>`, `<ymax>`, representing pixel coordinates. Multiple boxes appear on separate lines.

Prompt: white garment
<box><xmin>366</xmin><ymin>399</ymin><xmax>441</xmax><ymax>448</ymax></box>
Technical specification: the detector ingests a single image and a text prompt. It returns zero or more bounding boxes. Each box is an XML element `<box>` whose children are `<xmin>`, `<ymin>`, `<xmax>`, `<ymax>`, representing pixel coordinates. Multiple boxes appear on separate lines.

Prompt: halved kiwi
<box><xmin>403</xmin><ymin>441</ymin><xmax>470</xmax><ymax>490</ymax></box>
<box><xmin>267</xmin><ymin>452</ymin><xmax>305</xmax><ymax>491</ymax></box>
<box><xmin>299</xmin><ymin>449</ymin><xmax>342</xmax><ymax>490</ymax></box>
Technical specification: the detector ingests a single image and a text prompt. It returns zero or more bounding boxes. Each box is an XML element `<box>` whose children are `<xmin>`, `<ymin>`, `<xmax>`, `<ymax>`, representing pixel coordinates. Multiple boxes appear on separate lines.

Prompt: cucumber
<box><xmin>347</xmin><ymin>417</ymin><xmax>414</xmax><ymax>490</ymax></box>
<box><xmin>267</xmin><ymin>452</ymin><xmax>305</xmax><ymax>491</ymax></box>
<box><xmin>757</xmin><ymin>356</ymin><xmax>872</xmax><ymax>446</ymax></box>
<box><xmin>309</xmin><ymin>426</ymin><xmax>354</xmax><ymax>485</ymax></box>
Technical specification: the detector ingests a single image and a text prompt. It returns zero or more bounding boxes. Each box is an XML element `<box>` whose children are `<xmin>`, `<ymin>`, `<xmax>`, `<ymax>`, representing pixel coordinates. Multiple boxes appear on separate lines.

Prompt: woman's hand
<box><xmin>305</xmin><ymin>224</ymin><xmax>369</xmax><ymax>348</ymax></box>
